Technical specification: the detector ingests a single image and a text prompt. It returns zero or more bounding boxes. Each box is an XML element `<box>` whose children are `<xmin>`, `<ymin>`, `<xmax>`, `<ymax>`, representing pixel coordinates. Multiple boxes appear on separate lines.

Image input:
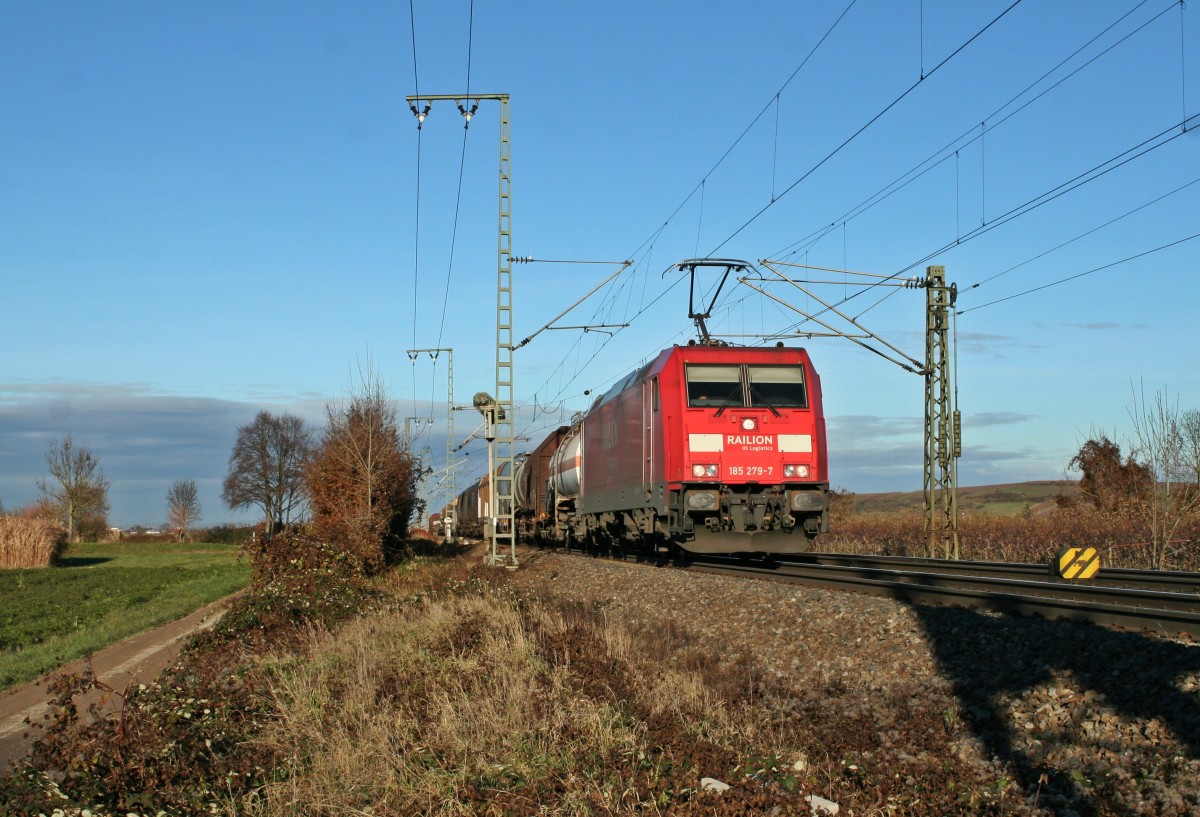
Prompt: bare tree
<box><xmin>36</xmin><ymin>433</ymin><xmax>111</xmax><ymax>543</ymax></box>
<box><xmin>166</xmin><ymin>479</ymin><xmax>202</xmax><ymax>542</ymax></box>
<box><xmin>306</xmin><ymin>370</ymin><xmax>417</xmax><ymax>570</ymax></box>
<box><xmin>1180</xmin><ymin>408</ymin><xmax>1200</xmax><ymax>484</ymax></box>
<box><xmin>222</xmin><ymin>411</ymin><xmax>312</xmax><ymax>536</ymax></box>
<box><xmin>1127</xmin><ymin>385</ymin><xmax>1200</xmax><ymax>570</ymax></box>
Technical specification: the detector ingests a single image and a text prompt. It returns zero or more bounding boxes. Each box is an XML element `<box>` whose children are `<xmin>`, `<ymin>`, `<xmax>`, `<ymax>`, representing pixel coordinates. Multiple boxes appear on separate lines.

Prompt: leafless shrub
<box><xmin>306</xmin><ymin>370</ymin><xmax>417</xmax><ymax>572</ymax></box>
<box><xmin>1127</xmin><ymin>385</ymin><xmax>1200</xmax><ymax>570</ymax></box>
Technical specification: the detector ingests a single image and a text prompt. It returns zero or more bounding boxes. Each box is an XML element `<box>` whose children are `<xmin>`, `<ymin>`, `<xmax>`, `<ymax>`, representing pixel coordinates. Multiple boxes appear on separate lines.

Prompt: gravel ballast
<box><xmin>509</xmin><ymin>548</ymin><xmax>1200</xmax><ymax>816</ymax></box>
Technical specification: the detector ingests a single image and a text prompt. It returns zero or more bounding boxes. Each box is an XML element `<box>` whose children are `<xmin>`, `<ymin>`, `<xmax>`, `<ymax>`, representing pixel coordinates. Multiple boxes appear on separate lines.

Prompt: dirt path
<box><xmin>0</xmin><ymin>594</ymin><xmax>237</xmax><ymax>772</ymax></box>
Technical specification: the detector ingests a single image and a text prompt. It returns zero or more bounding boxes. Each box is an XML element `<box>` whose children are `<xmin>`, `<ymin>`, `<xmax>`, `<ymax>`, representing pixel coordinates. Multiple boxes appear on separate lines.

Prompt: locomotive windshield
<box><xmin>747</xmin><ymin>365</ymin><xmax>808</xmax><ymax>408</ymax></box>
<box><xmin>686</xmin><ymin>363</ymin><xmax>808</xmax><ymax>409</ymax></box>
<box><xmin>686</xmin><ymin>364</ymin><xmax>743</xmax><ymax>408</ymax></box>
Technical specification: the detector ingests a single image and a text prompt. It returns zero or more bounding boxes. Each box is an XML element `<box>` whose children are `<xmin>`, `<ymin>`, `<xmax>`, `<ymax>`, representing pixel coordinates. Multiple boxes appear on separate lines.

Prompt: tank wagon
<box><xmin>452</xmin><ymin>460</ymin><xmax>516</xmax><ymax>540</ymax></box>
<box><xmin>513</xmin><ymin>425</ymin><xmax>571</xmax><ymax>541</ymax></box>
<box><xmin>454</xmin><ymin>342</ymin><xmax>829</xmax><ymax>556</ymax></box>
<box><xmin>454</xmin><ymin>478</ymin><xmax>486</xmax><ymax>539</ymax></box>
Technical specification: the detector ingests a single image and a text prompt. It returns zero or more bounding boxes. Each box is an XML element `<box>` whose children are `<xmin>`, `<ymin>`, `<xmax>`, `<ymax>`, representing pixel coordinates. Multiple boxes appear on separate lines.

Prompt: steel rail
<box><xmin>773</xmin><ymin>552</ymin><xmax>1200</xmax><ymax>594</ymax></box>
<box><xmin>684</xmin><ymin>560</ymin><xmax>1200</xmax><ymax>639</ymax></box>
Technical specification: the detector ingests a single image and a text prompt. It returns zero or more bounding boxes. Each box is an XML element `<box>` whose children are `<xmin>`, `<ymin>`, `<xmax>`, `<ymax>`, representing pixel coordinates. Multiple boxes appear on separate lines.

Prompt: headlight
<box><xmin>691</xmin><ymin>463</ymin><xmax>719</xmax><ymax>478</ymax></box>
<box><xmin>741</xmin><ymin>417</ymin><xmax>757</xmax><ymax>431</ymax></box>
<box><xmin>783</xmin><ymin>464</ymin><xmax>810</xmax><ymax>478</ymax></box>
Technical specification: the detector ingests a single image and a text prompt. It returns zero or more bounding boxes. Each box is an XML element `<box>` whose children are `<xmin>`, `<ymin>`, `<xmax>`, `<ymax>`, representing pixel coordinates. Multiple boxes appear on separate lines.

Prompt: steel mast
<box><xmin>407</xmin><ymin>93</ymin><xmax>516</xmax><ymax>567</ymax></box>
<box><xmin>922</xmin><ymin>265</ymin><xmax>960</xmax><ymax>559</ymax></box>
<box><xmin>751</xmin><ymin>260</ymin><xmax>961</xmax><ymax>557</ymax></box>
<box><xmin>406</xmin><ymin>347</ymin><xmax>455</xmax><ymax>541</ymax></box>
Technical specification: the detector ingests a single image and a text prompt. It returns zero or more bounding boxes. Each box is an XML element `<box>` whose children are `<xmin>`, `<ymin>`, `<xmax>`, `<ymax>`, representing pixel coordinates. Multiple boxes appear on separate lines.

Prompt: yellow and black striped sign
<box><xmin>1054</xmin><ymin>546</ymin><xmax>1100</xmax><ymax>580</ymax></box>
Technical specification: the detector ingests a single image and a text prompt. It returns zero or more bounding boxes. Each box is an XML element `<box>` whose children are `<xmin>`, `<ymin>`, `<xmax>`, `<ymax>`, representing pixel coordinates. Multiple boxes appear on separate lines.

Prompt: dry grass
<box><xmin>824</xmin><ymin>508</ymin><xmax>1200</xmax><ymax>570</ymax></box>
<box><xmin>239</xmin><ymin>571</ymin><xmax>778</xmax><ymax>816</ymax></box>
<box><xmin>0</xmin><ymin>516</ymin><xmax>66</xmax><ymax>569</ymax></box>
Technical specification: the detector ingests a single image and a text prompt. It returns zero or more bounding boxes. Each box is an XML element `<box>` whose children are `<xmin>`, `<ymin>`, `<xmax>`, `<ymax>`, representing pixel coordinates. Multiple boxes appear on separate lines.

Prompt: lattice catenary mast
<box><xmin>407</xmin><ymin>93</ymin><xmax>516</xmax><ymax>568</ymax></box>
<box><xmin>407</xmin><ymin>347</ymin><xmax>455</xmax><ymax>541</ymax></box>
<box><xmin>922</xmin><ymin>265</ymin><xmax>960</xmax><ymax>559</ymax></box>
<box><xmin>749</xmin><ymin>260</ymin><xmax>961</xmax><ymax>557</ymax></box>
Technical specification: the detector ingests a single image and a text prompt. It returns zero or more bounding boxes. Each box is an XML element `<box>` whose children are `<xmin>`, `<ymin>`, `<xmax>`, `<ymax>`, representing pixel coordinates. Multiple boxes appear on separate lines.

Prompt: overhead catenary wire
<box><xmin>759</xmin><ymin>101</ymin><xmax>1200</xmax><ymax>342</ymax></box>
<box><xmin>958</xmin><ymin>231</ymin><xmax>1200</xmax><ymax>314</ymax></box>
<box><xmin>423</xmin><ymin>0</ymin><xmax>1193</xmax><ymax>466</ymax></box>
<box><xmin>432</xmin><ymin>0</ymin><xmax>477</xmax><ymax>355</ymax></box>
<box><xmin>768</xmin><ymin>0</ymin><xmax>1167</xmax><ymax>264</ymax></box>
<box><xmin>704</xmin><ymin>0</ymin><xmax>1025</xmax><ymax>258</ymax></box>
<box><xmin>632</xmin><ymin>0</ymin><xmax>1188</xmax><ymax>367</ymax></box>
<box><xmin>896</xmin><ymin>109</ymin><xmax>1200</xmax><ymax>279</ymax></box>
<box><xmin>609</xmin><ymin>0</ymin><xmax>861</xmax><ymax>274</ymax></box>
<box><xmin>965</xmin><ymin>173</ymin><xmax>1200</xmax><ymax>292</ymax></box>
<box><xmin>728</xmin><ymin>158</ymin><xmax>1195</xmax><ymax>345</ymax></box>
<box><xmin>408</xmin><ymin>0</ymin><xmax>423</xmax><ymax>403</ymax></box>
<box><xmin>1182</xmin><ymin>0</ymin><xmax>1190</xmax><ymax>130</ymax></box>
<box><xmin>681</xmin><ymin>0</ymin><xmax>1030</xmax><ymax>341</ymax></box>
<box><xmin>406</xmin><ymin>0</ymin><xmax>478</xmax><ymax>512</ymax></box>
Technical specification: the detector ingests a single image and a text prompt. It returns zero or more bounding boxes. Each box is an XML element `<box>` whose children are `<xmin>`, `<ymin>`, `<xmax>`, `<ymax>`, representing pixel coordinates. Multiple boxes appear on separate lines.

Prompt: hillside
<box><xmin>851</xmin><ymin>480</ymin><xmax>1079</xmax><ymax>516</ymax></box>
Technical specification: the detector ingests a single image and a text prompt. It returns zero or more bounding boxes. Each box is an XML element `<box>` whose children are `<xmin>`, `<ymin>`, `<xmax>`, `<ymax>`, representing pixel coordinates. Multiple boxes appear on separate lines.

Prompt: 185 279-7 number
<box><xmin>727</xmin><ymin>465</ymin><xmax>773</xmax><ymax>477</ymax></box>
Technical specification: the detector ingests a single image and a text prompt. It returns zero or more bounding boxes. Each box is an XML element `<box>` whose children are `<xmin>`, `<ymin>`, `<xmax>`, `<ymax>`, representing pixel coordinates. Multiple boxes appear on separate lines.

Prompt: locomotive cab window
<box><xmin>686</xmin><ymin>364</ymin><xmax>743</xmax><ymax>408</ymax></box>
<box><xmin>747</xmin><ymin>365</ymin><xmax>808</xmax><ymax>408</ymax></box>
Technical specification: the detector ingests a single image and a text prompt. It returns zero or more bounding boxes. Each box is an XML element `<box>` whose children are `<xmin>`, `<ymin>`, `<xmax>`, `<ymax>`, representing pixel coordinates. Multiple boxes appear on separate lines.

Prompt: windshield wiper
<box><xmin>747</xmin><ymin>385</ymin><xmax>782</xmax><ymax>417</ymax></box>
<box><xmin>713</xmin><ymin>391</ymin><xmax>743</xmax><ymax>417</ymax></box>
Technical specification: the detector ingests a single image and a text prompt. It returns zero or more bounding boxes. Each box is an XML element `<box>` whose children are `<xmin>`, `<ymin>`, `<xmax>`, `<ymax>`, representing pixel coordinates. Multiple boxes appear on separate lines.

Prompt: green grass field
<box><xmin>0</xmin><ymin>541</ymin><xmax>250</xmax><ymax>691</ymax></box>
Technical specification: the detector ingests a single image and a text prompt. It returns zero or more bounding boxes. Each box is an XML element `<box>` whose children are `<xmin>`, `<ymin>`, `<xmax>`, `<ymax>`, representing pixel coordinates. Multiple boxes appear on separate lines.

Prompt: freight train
<box><xmin>450</xmin><ymin>341</ymin><xmax>829</xmax><ymax>555</ymax></box>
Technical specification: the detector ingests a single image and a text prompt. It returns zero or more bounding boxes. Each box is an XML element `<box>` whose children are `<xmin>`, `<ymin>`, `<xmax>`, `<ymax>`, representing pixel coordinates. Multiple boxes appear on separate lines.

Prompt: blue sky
<box><xmin>2</xmin><ymin>0</ymin><xmax>1198</xmax><ymax>527</ymax></box>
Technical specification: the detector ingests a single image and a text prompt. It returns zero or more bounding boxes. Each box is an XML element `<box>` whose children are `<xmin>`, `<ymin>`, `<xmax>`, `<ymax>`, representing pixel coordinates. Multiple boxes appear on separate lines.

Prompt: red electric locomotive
<box><xmin>547</xmin><ymin>342</ymin><xmax>829</xmax><ymax>555</ymax></box>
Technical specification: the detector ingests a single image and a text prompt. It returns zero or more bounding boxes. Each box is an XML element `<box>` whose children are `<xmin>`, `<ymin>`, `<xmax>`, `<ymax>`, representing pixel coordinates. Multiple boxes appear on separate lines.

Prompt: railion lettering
<box><xmin>727</xmin><ymin>434</ymin><xmax>774</xmax><ymax>446</ymax></box>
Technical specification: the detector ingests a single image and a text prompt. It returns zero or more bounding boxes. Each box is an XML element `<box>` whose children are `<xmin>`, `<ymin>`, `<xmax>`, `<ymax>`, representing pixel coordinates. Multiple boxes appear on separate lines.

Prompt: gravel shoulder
<box><xmin>509</xmin><ymin>547</ymin><xmax>1200</xmax><ymax>816</ymax></box>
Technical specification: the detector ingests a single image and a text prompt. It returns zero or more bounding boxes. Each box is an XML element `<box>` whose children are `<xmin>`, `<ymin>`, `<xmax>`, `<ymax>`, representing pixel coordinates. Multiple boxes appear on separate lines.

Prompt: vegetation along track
<box><xmin>676</xmin><ymin>551</ymin><xmax>1200</xmax><ymax>639</ymax></box>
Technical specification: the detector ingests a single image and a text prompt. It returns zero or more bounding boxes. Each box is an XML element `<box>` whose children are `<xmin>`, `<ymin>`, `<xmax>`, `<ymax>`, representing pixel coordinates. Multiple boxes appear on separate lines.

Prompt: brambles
<box><xmin>225</xmin><ymin>529</ymin><xmax>382</xmax><ymax>637</ymax></box>
<box><xmin>0</xmin><ymin>530</ymin><xmax>380</xmax><ymax>814</ymax></box>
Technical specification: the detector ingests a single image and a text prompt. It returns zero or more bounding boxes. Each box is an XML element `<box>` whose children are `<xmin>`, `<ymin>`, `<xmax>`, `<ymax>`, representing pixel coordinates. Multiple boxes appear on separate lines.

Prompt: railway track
<box><xmin>779</xmin><ymin>552</ymin><xmax>1200</xmax><ymax>594</ymax></box>
<box><xmin>681</xmin><ymin>552</ymin><xmax>1200</xmax><ymax>639</ymax></box>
